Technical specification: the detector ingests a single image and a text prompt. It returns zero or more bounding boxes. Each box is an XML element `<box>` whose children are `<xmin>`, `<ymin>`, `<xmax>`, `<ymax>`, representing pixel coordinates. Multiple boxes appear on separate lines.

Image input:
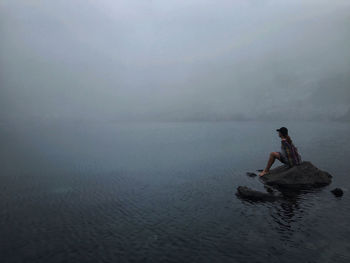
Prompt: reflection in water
<box><xmin>268</xmin><ymin>188</ymin><xmax>322</xmax><ymax>242</ymax></box>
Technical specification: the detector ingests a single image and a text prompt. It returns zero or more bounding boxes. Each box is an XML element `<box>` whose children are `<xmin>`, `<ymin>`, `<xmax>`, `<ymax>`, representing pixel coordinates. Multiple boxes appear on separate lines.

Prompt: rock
<box><xmin>265</xmin><ymin>185</ymin><xmax>274</xmax><ymax>194</ymax></box>
<box><xmin>260</xmin><ymin>161</ymin><xmax>332</xmax><ymax>188</ymax></box>
<box><xmin>331</xmin><ymin>188</ymin><xmax>343</xmax><ymax>197</ymax></box>
<box><xmin>246</xmin><ymin>172</ymin><xmax>257</xmax><ymax>177</ymax></box>
<box><xmin>236</xmin><ymin>186</ymin><xmax>280</xmax><ymax>202</ymax></box>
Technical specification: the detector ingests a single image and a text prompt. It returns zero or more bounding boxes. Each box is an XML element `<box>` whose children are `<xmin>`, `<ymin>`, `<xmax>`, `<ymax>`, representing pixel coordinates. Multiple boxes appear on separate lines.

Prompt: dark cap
<box><xmin>276</xmin><ymin>127</ymin><xmax>288</xmax><ymax>136</ymax></box>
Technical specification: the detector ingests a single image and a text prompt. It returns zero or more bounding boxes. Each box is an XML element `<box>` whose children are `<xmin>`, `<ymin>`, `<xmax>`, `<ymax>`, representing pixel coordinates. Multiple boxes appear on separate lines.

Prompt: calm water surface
<box><xmin>0</xmin><ymin>120</ymin><xmax>349</xmax><ymax>263</ymax></box>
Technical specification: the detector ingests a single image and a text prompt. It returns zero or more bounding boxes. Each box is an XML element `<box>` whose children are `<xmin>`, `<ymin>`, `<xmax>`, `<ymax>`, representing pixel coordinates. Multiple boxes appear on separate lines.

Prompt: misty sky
<box><xmin>1</xmin><ymin>0</ymin><xmax>350</xmax><ymax>121</ymax></box>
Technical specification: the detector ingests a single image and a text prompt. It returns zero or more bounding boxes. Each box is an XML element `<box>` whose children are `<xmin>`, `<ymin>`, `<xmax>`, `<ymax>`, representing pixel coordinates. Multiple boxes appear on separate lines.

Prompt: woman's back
<box><xmin>281</xmin><ymin>139</ymin><xmax>301</xmax><ymax>167</ymax></box>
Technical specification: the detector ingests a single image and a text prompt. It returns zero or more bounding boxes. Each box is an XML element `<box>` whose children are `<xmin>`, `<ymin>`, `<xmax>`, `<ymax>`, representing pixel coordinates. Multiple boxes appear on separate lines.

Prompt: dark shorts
<box><xmin>277</xmin><ymin>152</ymin><xmax>287</xmax><ymax>164</ymax></box>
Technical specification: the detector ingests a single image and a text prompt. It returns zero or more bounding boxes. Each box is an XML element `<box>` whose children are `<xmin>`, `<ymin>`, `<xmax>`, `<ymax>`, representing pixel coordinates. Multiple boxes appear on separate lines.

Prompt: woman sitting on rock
<box><xmin>259</xmin><ymin>127</ymin><xmax>301</xmax><ymax>177</ymax></box>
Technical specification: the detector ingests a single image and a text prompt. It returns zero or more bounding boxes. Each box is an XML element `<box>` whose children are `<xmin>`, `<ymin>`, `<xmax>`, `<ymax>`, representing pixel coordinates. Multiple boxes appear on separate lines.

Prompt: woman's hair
<box><xmin>285</xmin><ymin>135</ymin><xmax>293</xmax><ymax>145</ymax></box>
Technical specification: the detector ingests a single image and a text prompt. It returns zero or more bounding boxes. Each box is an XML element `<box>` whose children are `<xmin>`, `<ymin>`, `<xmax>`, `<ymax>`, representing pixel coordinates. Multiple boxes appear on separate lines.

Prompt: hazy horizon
<box><xmin>1</xmin><ymin>0</ymin><xmax>350</xmax><ymax>122</ymax></box>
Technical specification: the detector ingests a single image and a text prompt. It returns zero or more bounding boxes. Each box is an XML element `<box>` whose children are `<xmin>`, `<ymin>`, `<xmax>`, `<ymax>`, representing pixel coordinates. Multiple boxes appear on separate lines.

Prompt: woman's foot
<box><xmin>259</xmin><ymin>170</ymin><xmax>269</xmax><ymax>177</ymax></box>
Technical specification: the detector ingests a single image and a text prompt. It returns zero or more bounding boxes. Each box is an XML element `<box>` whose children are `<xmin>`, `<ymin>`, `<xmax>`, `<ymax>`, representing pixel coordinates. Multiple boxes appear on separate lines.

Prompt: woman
<box><xmin>259</xmin><ymin>127</ymin><xmax>301</xmax><ymax>177</ymax></box>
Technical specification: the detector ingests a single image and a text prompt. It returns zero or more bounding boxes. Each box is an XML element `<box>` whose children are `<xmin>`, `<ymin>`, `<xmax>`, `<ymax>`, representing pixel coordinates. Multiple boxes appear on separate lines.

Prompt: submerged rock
<box><xmin>246</xmin><ymin>172</ymin><xmax>257</xmax><ymax>177</ymax></box>
<box><xmin>331</xmin><ymin>188</ymin><xmax>344</xmax><ymax>197</ymax></box>
<box><xmin>260</xmin><ymin>161</ymin><xmax>332</xmax><ymax>188</ymax></box>
<box><xmin>236</xmin><ymin>186</ymin><xmax>280</xmax><ymax>201</ymax></box>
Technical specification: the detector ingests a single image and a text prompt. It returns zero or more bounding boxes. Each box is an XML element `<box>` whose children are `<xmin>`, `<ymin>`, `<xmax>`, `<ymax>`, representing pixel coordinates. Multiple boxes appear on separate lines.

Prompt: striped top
<box><xmin>281</xmin><ymin>139</ymin><xmax>302</xmax><ymax>167</ymax></box>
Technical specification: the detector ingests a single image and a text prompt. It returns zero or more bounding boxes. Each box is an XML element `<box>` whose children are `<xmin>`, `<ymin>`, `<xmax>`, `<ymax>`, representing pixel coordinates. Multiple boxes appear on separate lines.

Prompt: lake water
<box><xmin>1</xmin><ymin>120</ymin><xmax>349</xmax><ymax>263</ymax></box>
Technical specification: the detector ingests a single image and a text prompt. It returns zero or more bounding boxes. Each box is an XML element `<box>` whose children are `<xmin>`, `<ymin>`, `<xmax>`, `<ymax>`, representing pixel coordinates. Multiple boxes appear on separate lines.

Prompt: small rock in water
<box><xmin>331</xmin><ymin>188</ymin><xmax>344</xmax><ymax>197</ymax></box>
<box><xmin>265</xmin><ymin>186</ymin><xmax>274</xmax><ymax>194</ymax></box>
<box><xmin>246</xmin><ymin>172</ymin><xmax>257</xmax><ymax>177</ymax></box>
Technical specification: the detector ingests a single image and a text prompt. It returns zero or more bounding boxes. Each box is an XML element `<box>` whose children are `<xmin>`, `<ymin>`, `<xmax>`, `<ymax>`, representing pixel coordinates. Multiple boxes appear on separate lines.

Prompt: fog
<box><xmin>1</xmin><ymin>0</ymin><xmax>350</xmax><ymax>122</ymax></box>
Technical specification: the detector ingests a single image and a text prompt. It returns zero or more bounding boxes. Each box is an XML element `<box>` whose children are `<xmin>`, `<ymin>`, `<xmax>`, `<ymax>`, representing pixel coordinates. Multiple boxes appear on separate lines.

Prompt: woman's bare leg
<box><xmin>259</xmin><ymin>152</ymin><xmax>280</xmax><ymax>176</ymax></box>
